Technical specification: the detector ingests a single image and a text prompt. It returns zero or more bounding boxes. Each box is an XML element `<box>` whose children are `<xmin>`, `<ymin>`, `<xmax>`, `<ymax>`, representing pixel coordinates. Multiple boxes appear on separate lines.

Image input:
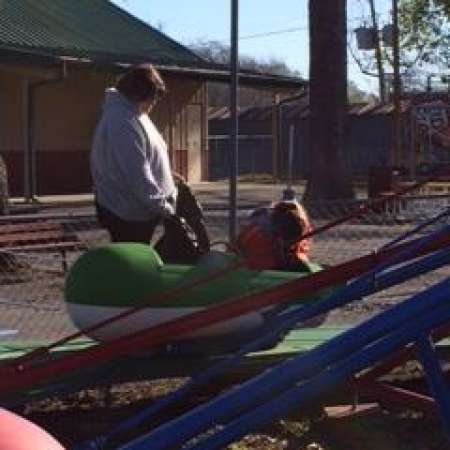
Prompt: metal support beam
<box><xmin>229</xmin><ymin>0</ymin><xmax>239</xmax><ymax>241</ymax></box>
<box><xmin>25</xmin><ymin>61</ymin><xmax>67</xmax><ymax>202</ymax></box>
<box><xmin>417</xmin><ymin>334</ymin><xmax>450</xmax><ymax>437</ymax></box>
<box><xmin>392</xmin><ymin>0</ymin><xmax>402</xmax><ymax>167</ymax></box>
<box><xmin>271</xmin><ymin>93</ymin><xmax>280</xmax><ymax>180</ymax></box>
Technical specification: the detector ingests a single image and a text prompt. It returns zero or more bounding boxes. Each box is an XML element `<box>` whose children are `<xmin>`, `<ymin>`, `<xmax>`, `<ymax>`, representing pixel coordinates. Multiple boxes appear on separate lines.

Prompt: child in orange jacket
<box><xmin>236</xmin><ymin>200</ymin><xmax>313</xmax><ymax>272</ymax></box>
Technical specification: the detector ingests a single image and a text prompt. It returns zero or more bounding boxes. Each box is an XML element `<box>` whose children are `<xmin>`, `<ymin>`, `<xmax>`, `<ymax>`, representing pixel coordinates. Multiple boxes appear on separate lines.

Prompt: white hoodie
<box><xmin>91</xmin><ymin>88</ymin><xmax>176</xmax><ymax>221</ymax></box>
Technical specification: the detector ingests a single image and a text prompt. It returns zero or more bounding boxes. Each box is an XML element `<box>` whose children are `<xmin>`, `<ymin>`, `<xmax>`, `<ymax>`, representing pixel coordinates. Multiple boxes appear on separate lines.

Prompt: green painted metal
<box><xmin>0</xmin><ymin>0</ymin><xmax>203</xmax><ymax>65</ymax></box>
<box><xmin>0</xmin><ymin>328</ymin><xmax>347</xmax><ymax>364</ymax></box>
<box><xmin>65</xmin><ymin>244</ymin><xmax>324</xmax><ymax>308</ymax></box>
<box><xmin>254</xmin><ymin>326</ymin><xmax>347</xmax><ymax>355</ymax></box>
<box><xmin>0</xmin><ymin>339</ymin><xmax>95</xmax><ymax>360</ymax></box>
<box><xmin>3</xmin><ymin>327</ymin><xmax>450</xmax><ymax>361</ymax></box>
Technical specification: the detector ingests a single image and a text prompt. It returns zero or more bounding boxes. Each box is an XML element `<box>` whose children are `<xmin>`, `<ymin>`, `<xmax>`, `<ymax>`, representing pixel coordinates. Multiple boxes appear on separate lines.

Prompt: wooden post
<box><xmin>22</xmin><ymin>78</ymin><xmax>31</xmax><ymax>201</ymax></box>
<box><xmin>168</xmin><ymin>96</ymin><xmax>175</xmax><ymax>168</ymax></box>
<box><xmin>272</xmin><ymin>92</ymin><xmax>280</xmax><ymax>180</ymax></box>
<box><xmin>201</xmin><ymin>82</ymin><xmax>209</xmax><ymax>181</ymax></box>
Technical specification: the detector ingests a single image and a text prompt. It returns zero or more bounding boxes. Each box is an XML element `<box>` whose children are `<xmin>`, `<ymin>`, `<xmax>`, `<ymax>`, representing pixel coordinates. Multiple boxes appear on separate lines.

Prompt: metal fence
<box><xmin>409</xmin><ymin>103</ymin><xmax>450</xmax><ymax>176</ymax></box>
<box><xmin>208</xmin><ymin>102</ymin><xmax>450</xmax><ymax>181</ymax></box>
<box><xmin>208</xmin><ymin>135</ymin><xmax>273</xmax><ymax>180</ymax></box>
<box><xmin>0</xmin><ymin>190</ymin><xmax>448</xmax><ymax>347</ymax></box>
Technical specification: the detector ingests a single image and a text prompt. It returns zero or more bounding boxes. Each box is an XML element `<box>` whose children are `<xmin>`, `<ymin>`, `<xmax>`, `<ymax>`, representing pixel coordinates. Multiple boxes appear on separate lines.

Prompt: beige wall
<box><xmin>152</xmin><ymin>74</ymin><xmax>206</xmax><ymax>182</ymax></box>
<box><xmin>34</xmin><ymin>68</ymin><xmax>111</xmax><ymax>152</ymax></box>
<box><xmin>0</xmin><ymin>63</ymin><xmax>207</xmax><ymax>195</ymax></box>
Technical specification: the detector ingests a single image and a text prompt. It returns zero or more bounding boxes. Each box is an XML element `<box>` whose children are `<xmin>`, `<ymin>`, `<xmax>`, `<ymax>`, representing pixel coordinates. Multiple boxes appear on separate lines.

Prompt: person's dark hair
<box><xmin>271</xmin><ymin>202</ymin><xmax>305</xmax><ymax>243</ymax></box>
<box><xmin>116</xmin><ymin>64</ymin><xmax>166</xmax><ymax>103</ymax></box>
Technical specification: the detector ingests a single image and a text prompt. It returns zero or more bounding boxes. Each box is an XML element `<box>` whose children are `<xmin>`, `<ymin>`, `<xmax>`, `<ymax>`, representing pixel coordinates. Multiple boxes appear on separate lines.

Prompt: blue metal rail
<box><xmin>416</xmin><ymin>334</ymin><xmax>450</xmax><ymax>436</ymax></box>
<box><xmin>119</xmin><ymin>250</ymin><xmax>450</xmax><ymax>450</ymax></box>
<box><xmin>190</xmin><ymin>283</ymin><xmax>450</xmax><ymax>450</ymax></box>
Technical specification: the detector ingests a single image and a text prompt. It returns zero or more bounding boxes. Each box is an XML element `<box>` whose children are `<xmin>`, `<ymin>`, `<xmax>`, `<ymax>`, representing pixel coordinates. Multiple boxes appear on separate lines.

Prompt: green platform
<box><xmin>2</xmin><ymin>325</ymin><xmax>450</xmax><ymax>360</ymax></box>
<box><xmin>1</xmin><ymin>325</ymin><xmax>449</xmax><ymax>407</ymax></box>
<box><xmin>0</xmin><ymin>326</ymin><xmax>347</xmax><ymax>361</ymax></box>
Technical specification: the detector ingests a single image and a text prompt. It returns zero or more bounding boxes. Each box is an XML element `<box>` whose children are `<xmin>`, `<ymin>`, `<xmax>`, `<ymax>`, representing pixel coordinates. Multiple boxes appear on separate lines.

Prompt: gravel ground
<box><xmin>21</xmin><ymin>379</ymin><xmax>448</xmax><ymax>449</ymax></box>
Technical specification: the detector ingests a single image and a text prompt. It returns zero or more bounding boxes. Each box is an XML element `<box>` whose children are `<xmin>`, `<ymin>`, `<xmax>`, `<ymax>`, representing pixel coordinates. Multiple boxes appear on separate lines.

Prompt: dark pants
<box><xmin>95</xmin><ymin>202</ymin><xmax>161</xmax><ymax>244</ymax></box>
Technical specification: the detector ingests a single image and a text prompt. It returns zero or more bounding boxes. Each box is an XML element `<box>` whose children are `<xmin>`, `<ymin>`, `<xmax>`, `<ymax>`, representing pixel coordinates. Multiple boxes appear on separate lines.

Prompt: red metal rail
<box><xmin>358</xmin><ymin>323</ymin><xmax>450</xmax><ymax>384</ymax></box>
<box><xmin>361</xmin><ymin>382</ymin><xmax>436</xmax><ymax>413</ymax></box>
<box><xmin>352</xmin><ymin>322</ymin><xmax>450</xmax><ymax>412</ymax></box>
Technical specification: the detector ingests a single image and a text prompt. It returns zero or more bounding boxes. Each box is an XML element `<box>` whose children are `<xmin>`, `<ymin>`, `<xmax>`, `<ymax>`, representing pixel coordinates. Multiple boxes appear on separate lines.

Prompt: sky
<box><xmin>111</xmin><ymin>0</ymin><xmax>393</xmax><ymax>94</ymax></box>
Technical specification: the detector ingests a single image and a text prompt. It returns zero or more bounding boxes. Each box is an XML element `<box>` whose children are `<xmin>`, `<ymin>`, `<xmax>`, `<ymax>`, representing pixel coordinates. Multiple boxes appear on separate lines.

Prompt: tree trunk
<box><xmin>304</xmin><ymin>0</ymin><xmax>354</xmax><ymax>201</ymax></box>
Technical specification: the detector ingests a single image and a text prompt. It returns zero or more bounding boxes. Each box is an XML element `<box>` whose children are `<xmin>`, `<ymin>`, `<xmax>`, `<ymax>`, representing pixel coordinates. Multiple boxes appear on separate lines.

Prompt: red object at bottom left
<box><xmin>0</xmin><ymin>408</ymin><xmax>65</xmax><ymax>450</ymax></box>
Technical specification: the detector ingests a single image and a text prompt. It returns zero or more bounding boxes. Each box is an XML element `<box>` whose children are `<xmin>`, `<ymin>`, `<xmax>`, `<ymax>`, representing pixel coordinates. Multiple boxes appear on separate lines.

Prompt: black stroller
<box><xmin>155</xmin><ymin>175</ymin><xmax>210</xmax><ymax>265</ymax></box>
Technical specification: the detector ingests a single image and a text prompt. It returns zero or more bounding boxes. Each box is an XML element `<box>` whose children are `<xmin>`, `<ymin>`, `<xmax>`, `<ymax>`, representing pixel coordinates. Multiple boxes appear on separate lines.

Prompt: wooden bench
<box><xmin>0</xmin><ymin>221</ymin><xmax>87</xmax><ymax>273</ymax></box>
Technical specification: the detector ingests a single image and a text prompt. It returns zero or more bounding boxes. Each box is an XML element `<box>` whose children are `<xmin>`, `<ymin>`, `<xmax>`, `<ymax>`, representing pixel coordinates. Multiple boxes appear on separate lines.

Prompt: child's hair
<box><xmin>271</xmin><ymin>202</ymin><xmax>305</xmax><ymax>243</ymax></box>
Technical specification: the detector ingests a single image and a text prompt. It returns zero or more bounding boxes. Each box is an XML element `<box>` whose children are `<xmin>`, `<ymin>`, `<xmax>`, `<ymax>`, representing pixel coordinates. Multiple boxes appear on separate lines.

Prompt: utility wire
<box><xmin>221</xmin><ymin>15</ymin><xmax>390</xmax><ymax>43</ymax></box>
<box><xmin>240</xmin><ymin>27</ymin><xmax>308</xmax><ymax>40</ymax></box>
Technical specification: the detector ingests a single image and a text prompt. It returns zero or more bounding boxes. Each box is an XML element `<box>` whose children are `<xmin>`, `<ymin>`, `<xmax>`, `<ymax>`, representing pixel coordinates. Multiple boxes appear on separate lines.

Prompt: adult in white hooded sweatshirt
<box><xmin>91</xmin><ymin>65</ymin><xmax>177</xmax><ymax>243</ymax></box>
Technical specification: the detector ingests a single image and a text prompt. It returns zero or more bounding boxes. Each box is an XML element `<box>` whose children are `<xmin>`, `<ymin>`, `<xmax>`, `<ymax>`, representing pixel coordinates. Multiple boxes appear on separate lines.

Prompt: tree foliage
<box><xmin>350</xmin><ymin>0</ymin><xmax>449</xmax><ymax>93</ymax></box>
<box><xmin>190</xmin><ymin>39</ymin><xmax>302</xmax><ymax>77</ymax></box>
<box><xmin>399</xmin><ymin>0</ymin><xmax>450</xmax><ymax>68</ymax></box>
<box><xmin>189</xmin><ymin>40</ymin><xmax>303</xmax><ymax>106</ymax></box>
<box><xmin>434</xmin><ymin>0</ymin><xmax>450</xmax><ymax>17</ymax></box>
<box><xmin>190</xmin><ymin>39</ymin><xmax>368</xmax><ymax>106</ymax></box>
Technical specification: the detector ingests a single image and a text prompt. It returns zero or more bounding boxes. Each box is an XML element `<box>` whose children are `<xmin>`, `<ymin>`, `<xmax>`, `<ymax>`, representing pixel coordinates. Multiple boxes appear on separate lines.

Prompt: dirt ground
<box><xmin>22</xmin><ymin>377</ymin><xmax>448</xmax><ymax>449</ymax></box>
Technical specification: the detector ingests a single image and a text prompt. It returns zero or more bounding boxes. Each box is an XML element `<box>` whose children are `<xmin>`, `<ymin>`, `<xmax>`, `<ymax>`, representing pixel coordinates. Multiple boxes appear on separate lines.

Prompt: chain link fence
<box><xmin>410</xmin><ymin>102</ymin><xmax>450</xmax><ymax>176</ymax></box>
<box><xmin>208</xmin><ymin>135</ymin><xmax>273</xmax><ymax>180</ymax></box>
<box><xmin>0</xmin><ymin>188</ymin><xmax>448</xmax><ymax>348</ymax></box>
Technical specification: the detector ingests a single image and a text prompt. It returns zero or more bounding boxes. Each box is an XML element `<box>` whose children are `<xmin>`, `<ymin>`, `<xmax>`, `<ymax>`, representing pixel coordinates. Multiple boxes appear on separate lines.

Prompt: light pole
<box><xmin>392</xmin><ymin>0</ymin><xmax>402</xmax><ymax>168</ymax></box>
<box><xmin>229</xmin><ymin>0</ymin><xmax>239</xmax><ymax>241</ymax></box>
